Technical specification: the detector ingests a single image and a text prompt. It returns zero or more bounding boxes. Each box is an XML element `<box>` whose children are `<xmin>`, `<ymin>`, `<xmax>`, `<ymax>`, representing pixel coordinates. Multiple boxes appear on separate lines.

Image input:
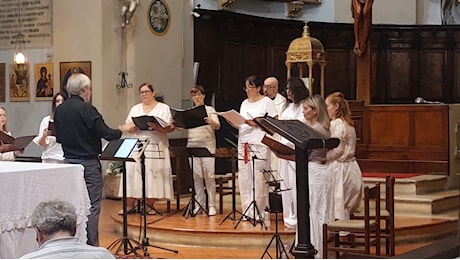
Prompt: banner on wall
<box><xmin>0</xmin><ymin>0</ymin><xmax>52</xmax><ymax>49</ymax></box>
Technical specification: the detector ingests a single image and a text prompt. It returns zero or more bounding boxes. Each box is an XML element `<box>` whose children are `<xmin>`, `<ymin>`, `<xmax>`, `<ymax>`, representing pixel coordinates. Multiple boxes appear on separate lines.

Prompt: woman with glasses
<box><xmin>186</xmin><ymin>85</ymin><xmax>220</xmax><ymax>216</ymax></box>
<box><xmin>277</xmin><ymin>77</ymin><xmax>309</xmax><ymax>229</ymax></box>
<box><xmin>33</xmin><ymin>93</ymin><xmax>67</xmax><ymax>163</ymax></box>
<box><xmin>235</xmin><ymin>75</ymin><xmax>277</xmax><ymax>221</ymax></box>
<box><xmin>119</xmin><ymin>83</ymin><xmax>175</xmax><ymax>214</ymax></box>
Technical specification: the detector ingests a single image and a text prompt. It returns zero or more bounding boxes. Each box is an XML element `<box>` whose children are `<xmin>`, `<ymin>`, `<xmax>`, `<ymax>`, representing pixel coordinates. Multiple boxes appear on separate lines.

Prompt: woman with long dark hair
<box><xmin>33</xmin><ymin>93</ymin><xmax>67</xmax><ymax>163</ymax></box>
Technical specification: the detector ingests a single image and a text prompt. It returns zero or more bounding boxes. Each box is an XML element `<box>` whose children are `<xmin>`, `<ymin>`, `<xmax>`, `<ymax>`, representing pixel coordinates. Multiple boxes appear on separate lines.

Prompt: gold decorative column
<box><xmin>286</xmin><ymin>24</ymin><xmax>326</xmax><ymax>97</ymax></box>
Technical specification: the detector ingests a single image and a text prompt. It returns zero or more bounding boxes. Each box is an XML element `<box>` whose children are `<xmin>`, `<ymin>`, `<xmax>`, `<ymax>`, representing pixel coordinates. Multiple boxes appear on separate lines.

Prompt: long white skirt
<box><xmin>330</xmin><ymin>159</ymin><xmax>363</xmax><ymax>220</ymax></box>
<box><xmin>309</xmin><ymin>162</ymin><xmax>335</xmax><ymax>259</ymax></box>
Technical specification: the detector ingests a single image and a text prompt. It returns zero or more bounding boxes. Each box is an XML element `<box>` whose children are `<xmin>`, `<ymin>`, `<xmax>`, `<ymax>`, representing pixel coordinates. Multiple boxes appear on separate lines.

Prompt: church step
<box><xmin>363</xmin><ymin>174</ymin><xmax>447</xmax><ymax>196</ymax></box>
<box><xmin>394</xmin><ymin>189</ymin><xmax>460</xmax><ymax>215</ymax></box>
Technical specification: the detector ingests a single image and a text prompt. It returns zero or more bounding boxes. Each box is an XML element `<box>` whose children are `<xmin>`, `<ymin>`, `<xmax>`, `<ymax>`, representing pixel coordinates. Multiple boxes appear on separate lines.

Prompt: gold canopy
<box><xmin>286</xmin><ymin>24</ymin><xmax>326</xmax><ymax>96</ymax></box>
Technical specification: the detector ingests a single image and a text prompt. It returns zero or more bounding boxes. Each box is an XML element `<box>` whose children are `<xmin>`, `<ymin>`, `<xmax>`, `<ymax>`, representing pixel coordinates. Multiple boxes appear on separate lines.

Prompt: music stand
<box><xmin>183</xmin><ymin>147</ymin><xmax>214</xmax><ymax>218</ymax></box>
<box><xmin>218</xmin><ymin>147</ymin><xmax>243</xmax><ymax>226</ymax></box>
<box><xmin>100</xmin><ymin>138</ymin><xmax>148</xmax><ymax>257</ymax></box>
<box><xmin>138</xmin><ymin>140</ymin><xmax>178</xmax><ymax>254</ymax></box>
<box><xmin>234</xmin><ymin>144</ymin><xmax>267</xmax><ymax>230</ymax></box>
<box><xmin>261</xmin><ymin>188</ymin><xmax>289</xmax><ymax>259</ymax></box>
<box><xmin>255</xmin><ymin>116</ymin><xmax>339</xmax><ymax>259</ymax></box>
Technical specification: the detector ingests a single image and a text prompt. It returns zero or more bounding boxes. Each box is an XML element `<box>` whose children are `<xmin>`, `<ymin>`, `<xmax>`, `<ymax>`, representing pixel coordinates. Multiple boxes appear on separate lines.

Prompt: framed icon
<box><xmin>9</xmin><ymin>63</ymin><xmax>30</xmax><ymax>102</ymax></box>
<box><xmin>34</xmin><ymin>63</ymin><xmax>54</xmax><ymax>100</ymax></box>
<box><xmin>59</xmin><ymin>61</ymin><xmax>91</xmax><ymax>97</ymax></box>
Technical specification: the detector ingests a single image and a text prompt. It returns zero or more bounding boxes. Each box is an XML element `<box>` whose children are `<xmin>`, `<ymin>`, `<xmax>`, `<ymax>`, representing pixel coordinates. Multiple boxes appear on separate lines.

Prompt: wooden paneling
<box><xmin>420</xmin><ymin>51</ymin><xmax>445</xmax><ymax>101</ymax></box>
<box><xmin>358</xmin><ymin>105</ymin><xmax>449</xmax><ymax>173</ymax></box>
<box><xmin>388</xmin><ymin>52</ymin><xmax>411</xmax><ymax>100</ymax></box>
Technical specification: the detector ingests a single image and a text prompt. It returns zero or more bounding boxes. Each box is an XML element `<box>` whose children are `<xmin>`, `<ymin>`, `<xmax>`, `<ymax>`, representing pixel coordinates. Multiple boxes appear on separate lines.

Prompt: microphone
<box><xmin>414</xmin><ymin>97</ymin><xmax>444</xmax><ymax>104</ymax></box>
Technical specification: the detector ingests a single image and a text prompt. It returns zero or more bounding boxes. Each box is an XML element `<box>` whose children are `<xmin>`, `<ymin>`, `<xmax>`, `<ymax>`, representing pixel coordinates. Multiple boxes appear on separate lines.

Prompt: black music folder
<box><xmin>100</xmin><ymin>138</ymin><xmax>139</xmax><ymax>161</ymax></box>
<box><xmin>48</xmin><ymin>120</ymin><xmax>55</xmax><ymax>136</ymax></box>
<box><xmin>170</xmin><ymin>105</ymin><xmax>207</xmax><ymax>129</ymax></box>
<box><xmin>0</xmin><ymin>131</ymin><xmax>35</xmax><ymax>152</ymax></box>
<box><xmin>132</xmin><ymin>115</ymin><xmax>169</xmax><ymax>130</ymax></box>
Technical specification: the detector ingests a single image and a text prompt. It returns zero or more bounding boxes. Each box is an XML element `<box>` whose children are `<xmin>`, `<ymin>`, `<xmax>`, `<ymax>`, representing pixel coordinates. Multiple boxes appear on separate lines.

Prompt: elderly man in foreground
<box><xmin>20</xmin><ymin>200</ymin><xmax>114</xmax><ymax>259</ymax></box>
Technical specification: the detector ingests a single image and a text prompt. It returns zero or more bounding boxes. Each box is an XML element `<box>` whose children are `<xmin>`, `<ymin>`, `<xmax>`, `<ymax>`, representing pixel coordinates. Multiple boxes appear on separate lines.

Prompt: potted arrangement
<box><xmin>104</xmin><ymin>161</ymin><xmax>123</xmax><ymax>199</ymax></box>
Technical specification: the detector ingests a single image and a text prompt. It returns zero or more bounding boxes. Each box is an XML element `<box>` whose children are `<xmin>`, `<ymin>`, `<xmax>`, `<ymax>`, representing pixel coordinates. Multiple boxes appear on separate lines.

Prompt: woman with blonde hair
<box><xmin>302</xmin><ymin>94</ymin><xmax>334</xmax><ymax>258</ymax></box>
<box><xmin>325</xmin><ymin>92</ymin><xmax>363</xmax><ymax>221</ymax></box>
<box><xmin>0</xmin><ymin>106</ymin><xmax>21</xmax><ymax>160</ymax></box>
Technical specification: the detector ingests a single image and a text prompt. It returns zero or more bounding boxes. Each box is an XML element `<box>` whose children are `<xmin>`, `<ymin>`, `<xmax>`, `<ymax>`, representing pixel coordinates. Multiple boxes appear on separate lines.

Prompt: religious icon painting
<box><xmin>9</xmin><ymin>63</ymin><xmax>30</xmax><ymax>102</ymax></box>
<box><xmin>34</xmin><ymin>63</ymin><xmax>54</xmax><ymax>101</ymax></box>
<box><xmin>0</xmin><ymin>63</ymin><xmax>5</xmax><ymax>102</ymax></box>
<box><xmin>60</xmin><ymin>61</ymin><xmax>91</xmax><ymax>102</ymax></box>
<box><xmin>148</xmin><ymin>0</ymin><xmax>170</xmax><ymax>36</ymax></box>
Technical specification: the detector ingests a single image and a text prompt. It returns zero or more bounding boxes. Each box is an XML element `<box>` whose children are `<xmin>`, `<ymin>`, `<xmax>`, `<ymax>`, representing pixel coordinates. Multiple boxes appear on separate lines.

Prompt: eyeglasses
<box><xmin>139</xmin><ymin>90</ymin><xmax>152</xmax><ymax>95</ymax></box>
<box><xmin>242</xmin><ymin>86</ymin><xmax>257</xmax><ymax>91</ymax></box>
<box><xmin>191</xmin><ymin>93</ymin><xmax>203</xmax><ymax>97</ymax></box>
<box><xmin>263</xmin><ymin>85</ymin><xmax>276</xmax><ymax>89</ymax></box>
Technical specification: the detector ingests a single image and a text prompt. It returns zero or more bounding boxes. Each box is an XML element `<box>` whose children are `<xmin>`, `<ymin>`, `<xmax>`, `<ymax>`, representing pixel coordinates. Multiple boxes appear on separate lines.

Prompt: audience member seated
<box><xmin>20</xmin><ymin>200</ymin><xmax>114</xmax><ymax>259</ymax></box>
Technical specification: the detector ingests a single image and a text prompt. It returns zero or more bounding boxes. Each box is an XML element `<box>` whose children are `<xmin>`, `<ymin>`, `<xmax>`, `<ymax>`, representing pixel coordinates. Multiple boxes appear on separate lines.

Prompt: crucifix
<box><xmin>352</xmin><ymin>0</ymin><xmax>374</xmax><ymax>105</ymax></box>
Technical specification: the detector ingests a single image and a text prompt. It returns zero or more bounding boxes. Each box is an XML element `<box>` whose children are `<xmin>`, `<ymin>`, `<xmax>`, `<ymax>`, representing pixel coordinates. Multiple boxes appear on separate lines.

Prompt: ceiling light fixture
<box><xmin>13</xmin><ymin>0</ymin><xmax>27</xmax><ymax>64</ymax></box>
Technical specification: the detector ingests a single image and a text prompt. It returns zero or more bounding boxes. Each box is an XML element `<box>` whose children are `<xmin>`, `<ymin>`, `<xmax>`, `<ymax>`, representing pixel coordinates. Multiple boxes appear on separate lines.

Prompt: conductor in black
<box><xmin>54</xmin><ymin>73</ymin><xmax>135</xmax><ymax>246</ymax></box>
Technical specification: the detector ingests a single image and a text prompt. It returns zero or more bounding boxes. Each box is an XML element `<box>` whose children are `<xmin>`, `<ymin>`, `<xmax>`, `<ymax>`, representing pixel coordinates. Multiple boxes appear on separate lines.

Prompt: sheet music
<box><xmin>218</xmin><ymin>109</ymin><xmax>246</xmax><ymax>127</ymax></box>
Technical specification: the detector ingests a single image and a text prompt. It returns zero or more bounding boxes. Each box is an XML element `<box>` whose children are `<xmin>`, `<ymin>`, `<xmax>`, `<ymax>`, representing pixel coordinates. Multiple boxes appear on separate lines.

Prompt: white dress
<box><xmin>307</xmin><ymin>121</ymin><xmax>335</xmax><ymax>259</ymax></box>
<box><xmin>326</xmin><ymin>118</ymin><xmax>363</xmax><ymax>220</ymax></box>
<box><xmin>118</xmin><ymin>102</ymin><xmax>174</xmax><ymax>200</ymax></box>
<box><xmin>238</xmin><ymin>96</ymin><xmax>278</xmax><ymax>219</ymax></box>
<box><xmin>268</xmin><ymin>93</ymin><xmax>287</xmax><ymax>175</ymax></box>
<box><xmin>277</xmin><ymin>102</ymin><xmax>305</xmax><ymax>227</ymax></box>
<box><xmin>32</xmin><ymin>115</ymin><xmax>64</xmax><ymax>163</ymax></box>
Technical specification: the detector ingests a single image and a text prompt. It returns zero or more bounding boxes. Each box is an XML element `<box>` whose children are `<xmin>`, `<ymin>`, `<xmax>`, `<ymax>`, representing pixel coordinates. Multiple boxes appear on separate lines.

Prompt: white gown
<box><xmin>326</xmin><ymin>118</ymin><xmax>363</xmax><ymax>220</ymax></box>
<box><xmin>277</xmin><ymin>102</ymin><xmax>305</xmax><ymax>227</ymax></box>
<box><xmin>118</xmin><ymin>102</ymin><xmax>174</xmax><ymax>200</ymax></box>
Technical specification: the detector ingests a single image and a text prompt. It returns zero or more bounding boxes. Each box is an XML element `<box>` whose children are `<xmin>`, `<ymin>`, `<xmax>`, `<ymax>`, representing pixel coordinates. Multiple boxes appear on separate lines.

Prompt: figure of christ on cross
<box><xmin>351</xmin><ymin>0</ymin><xmax>374</xmax><ymax>56</ymax></box>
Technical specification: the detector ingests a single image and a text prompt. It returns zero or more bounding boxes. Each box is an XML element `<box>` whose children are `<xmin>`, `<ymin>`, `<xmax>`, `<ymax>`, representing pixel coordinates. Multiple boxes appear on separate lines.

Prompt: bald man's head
<box><xmin>263</xmin><ymin>77</ymin><xmax>279</xmax><ymax>99</ymax></box>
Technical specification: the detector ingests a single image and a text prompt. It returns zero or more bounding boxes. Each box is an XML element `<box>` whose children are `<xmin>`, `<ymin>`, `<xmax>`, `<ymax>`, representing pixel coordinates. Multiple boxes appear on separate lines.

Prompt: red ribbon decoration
<box><xmin>244</xmin><ymin>142</ymin><xmax>249</xmax><ymax>164</ymax></box>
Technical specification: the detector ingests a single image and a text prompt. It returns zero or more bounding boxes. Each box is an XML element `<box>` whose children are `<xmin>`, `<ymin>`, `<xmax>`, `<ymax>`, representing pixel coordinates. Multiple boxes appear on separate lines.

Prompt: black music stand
<box><xmin>183</xmin><ymin>147</ymin><xmax>214</xmax><ymax>218</ymax></box>
<box><xmin>138</xmin><ymin>140</ymin><xmax>178</xmax><ymax>254</ymax></box>
<box><xmin>100</xmin><ymin>138</ymin><xmax>148</xmax><ymax>257</ymax></box>
<box><xmin>234</xmin><ymin>144</ymin><xmax>267</xmax><ymax>230</ymax></box>
<box><xmin>219</xmin><ymin>147</ymin><xmax>243</xmax><ymax>225</ymax></box>
<box><xmin>261</xmin><ymin>188</ymin><xmax>289</xmax><ymax>259</ymax></box>
<box><xmin>255</xmin><ymin>116</ymin><xmax>339</xmax><ymax>259</ymax></box>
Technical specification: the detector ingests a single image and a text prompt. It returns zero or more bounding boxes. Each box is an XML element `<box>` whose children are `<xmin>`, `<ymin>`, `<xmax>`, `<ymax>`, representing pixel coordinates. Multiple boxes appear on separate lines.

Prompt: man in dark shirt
<box><xmin>54</xmin><ymin>73</ymin><xmax>135</xmax><ymax>246</ymax></box>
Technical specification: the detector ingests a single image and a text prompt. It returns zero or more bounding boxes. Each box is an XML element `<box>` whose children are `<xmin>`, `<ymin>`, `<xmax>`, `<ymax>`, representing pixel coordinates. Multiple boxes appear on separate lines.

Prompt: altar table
<box><xmin>0</xmin><ymin>162</ymin><xmax>91</xmax><ymax>258</ymax></box>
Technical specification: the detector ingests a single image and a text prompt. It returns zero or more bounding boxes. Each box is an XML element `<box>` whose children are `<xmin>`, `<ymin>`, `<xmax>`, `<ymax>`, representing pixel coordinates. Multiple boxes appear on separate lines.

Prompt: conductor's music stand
<box><xmin>183</xmin><ymin>147</ymin><xmax>214</xmax><ymax>218</ymax></box>
<box><xmin>138</xmin><ymin>140</ymin><xmax>178</xmax><ymax>254</ymax></box>
<box><xmin>100</xmin><ymin>138</ymin><xmax>148</xmax><ymax>257</ymax></box>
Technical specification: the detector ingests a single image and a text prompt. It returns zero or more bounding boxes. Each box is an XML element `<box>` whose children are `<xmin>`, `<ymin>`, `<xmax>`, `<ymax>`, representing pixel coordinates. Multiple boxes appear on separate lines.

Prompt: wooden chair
<box><xmin>323</xmin><ymin>183</ymin><xmax>381</xmax><ymax>258</ymax></box>
<box><xmin>351</xmin><ymin>175</ymin><xmax>395</xmax><ymax>256</ymax></box>
<box><xmin>215</xmin><ymin>173</ymin><xmax>233</xmax><ymax>214</ymax></box>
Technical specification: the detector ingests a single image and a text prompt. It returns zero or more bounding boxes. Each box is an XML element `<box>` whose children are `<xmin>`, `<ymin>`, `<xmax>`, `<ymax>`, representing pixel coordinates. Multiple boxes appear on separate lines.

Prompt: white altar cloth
<box><xmin>0</xmin><ymin>162</ymin><xmax>91</xmax><ymax>259</ymax></box>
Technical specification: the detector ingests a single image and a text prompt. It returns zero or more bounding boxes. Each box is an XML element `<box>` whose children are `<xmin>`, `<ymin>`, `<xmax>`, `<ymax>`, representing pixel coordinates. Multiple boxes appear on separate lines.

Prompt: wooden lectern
<box><xmin>256</xmin><ymin>116</ymin><xmax>339</xmax><ymax>259</ymax></box>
